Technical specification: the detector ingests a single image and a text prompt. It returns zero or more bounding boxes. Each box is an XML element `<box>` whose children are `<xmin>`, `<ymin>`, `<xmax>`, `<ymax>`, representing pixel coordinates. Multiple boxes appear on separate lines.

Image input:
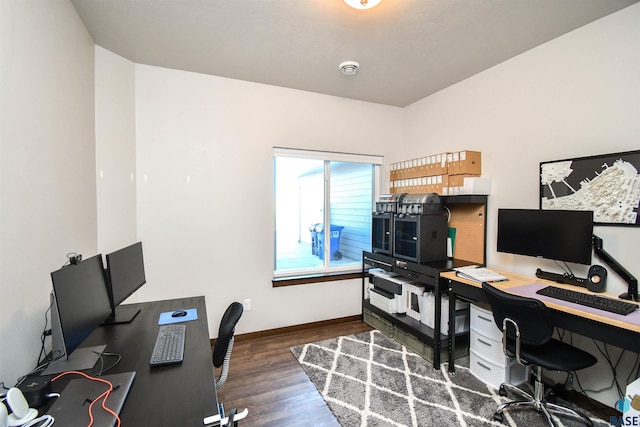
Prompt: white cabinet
<box><xmin>469</xmin><ymin>303</ymin><xmax>529</xmax><ymax>390</ymax></box>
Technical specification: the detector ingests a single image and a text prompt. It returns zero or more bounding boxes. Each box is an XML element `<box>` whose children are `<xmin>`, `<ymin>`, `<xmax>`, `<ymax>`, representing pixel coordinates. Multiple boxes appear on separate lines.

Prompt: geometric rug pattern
<box><xmin>291</xmin><ymin>330</ymin><xmax>607</xmax><ymax>427</ymax></box>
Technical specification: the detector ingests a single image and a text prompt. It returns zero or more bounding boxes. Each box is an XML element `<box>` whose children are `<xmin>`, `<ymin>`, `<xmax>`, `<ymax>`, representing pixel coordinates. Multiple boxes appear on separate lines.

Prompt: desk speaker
<box><xmin>587</xmin><ymin>265</ymin><xmax>607</xmax><ymax>293</ymax></box>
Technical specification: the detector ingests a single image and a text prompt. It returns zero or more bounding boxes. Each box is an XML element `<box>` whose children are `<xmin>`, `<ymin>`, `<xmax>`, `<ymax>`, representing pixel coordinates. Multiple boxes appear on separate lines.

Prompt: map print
<box><xmin>540</xmin><ymin>152</ymin><xmax>640</xmax><ymax>225</ymax></box>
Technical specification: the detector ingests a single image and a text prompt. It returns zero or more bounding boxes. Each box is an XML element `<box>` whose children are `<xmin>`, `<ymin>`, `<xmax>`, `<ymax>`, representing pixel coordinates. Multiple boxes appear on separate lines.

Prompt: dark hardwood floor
<box><xmin>215</xmin><ymin>319</ymin><xmax>372</xmax><ymax>426</ymax></box>
<box><xmin>215</xmin><ymin>319</ymin><xmax>615</xmax><ymax>426</ymax></box>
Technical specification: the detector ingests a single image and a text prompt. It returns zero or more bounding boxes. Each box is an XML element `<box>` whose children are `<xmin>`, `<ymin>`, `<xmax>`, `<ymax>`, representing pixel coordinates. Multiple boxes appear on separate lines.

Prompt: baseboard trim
<box><xmin>210</xmin><ymin>314</ymin><xmax>362</xmax><ymax>346</ymax></box>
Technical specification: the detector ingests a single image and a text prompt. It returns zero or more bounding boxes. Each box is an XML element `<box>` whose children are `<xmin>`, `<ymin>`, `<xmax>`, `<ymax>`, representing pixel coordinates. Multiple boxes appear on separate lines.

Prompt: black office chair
<box><xmin>482</xmin><ymin>283</ymin><xmax>597</xmax><ymax>426</ymax></box>
<box><xmin>213</xmin><ymin>302</ymin><xmax>244</xmax><ymax>391</ymax></box>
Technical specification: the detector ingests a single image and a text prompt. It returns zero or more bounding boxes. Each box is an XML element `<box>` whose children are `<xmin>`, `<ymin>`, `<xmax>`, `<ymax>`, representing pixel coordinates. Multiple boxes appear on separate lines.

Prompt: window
<box><xmin>273</xmin><ymin>148</ymin><xmax>381</xmax><ymax>280</ymax></box>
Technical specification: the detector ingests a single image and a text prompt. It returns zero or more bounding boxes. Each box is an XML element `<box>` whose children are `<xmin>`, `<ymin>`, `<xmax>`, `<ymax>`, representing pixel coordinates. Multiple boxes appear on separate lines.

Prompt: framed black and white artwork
<box><xmin>540</xmin><ymin>150</ymin><xmax>640</xmax><ymax>226</ymax></box>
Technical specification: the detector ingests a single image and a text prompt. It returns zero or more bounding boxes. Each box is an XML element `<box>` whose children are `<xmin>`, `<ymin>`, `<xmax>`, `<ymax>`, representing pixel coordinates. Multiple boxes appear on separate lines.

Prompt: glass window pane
<box><xmin>328</xmin><ymin>161</ymin><xmax>373</xmax><ymax>267</ymax></box>
<box><xmin>274</xmin><ymin>157</ymin><xmax>325</xmax><ymax>272</ymax></box>
<box><xmin>274</xmin><ymin>154</ymin><xmax>376</xmax><ymax>277</ymax></box>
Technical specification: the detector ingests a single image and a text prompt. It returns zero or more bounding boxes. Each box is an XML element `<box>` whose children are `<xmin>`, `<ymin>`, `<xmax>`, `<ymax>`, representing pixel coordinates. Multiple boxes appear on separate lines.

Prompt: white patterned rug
<box><xmin>291</xmin><ymin>330</ymin><xmax>607</xmax><ymax>427</ymax></box>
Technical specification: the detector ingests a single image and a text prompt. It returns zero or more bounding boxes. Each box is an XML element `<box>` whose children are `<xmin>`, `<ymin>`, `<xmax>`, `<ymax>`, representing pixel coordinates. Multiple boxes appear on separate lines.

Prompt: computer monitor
<box><xmin>43</xmin><ymin>254</ymin><xmax>112</xmax><ymax>375</ymax></box>
<box><xmin>497</xmin><ymin>209</ymin><xmax>593</xmax><ymax>265</ymax></box>
<box><xmin>103</xmin><ymin>242</ymin><xmax>146</xmax><ymax>324</ymax></box>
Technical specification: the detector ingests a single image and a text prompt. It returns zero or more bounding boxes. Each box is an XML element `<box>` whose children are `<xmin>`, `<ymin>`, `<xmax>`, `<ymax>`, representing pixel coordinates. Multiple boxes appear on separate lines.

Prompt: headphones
<box><xmin>1</xmin><ymin>401</ymin><xmax>6</xmax><ymax>427</ymax></box>
<box><xmin>1</xmin><ymin>388</ymin><xmax>54</xmax><ymax>427</ymax></box>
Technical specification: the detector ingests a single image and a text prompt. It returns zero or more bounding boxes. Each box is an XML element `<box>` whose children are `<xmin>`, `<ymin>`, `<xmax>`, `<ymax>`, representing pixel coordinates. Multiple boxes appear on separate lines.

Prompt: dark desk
<box><xmin>443</xmin><ymin>270</ymin><xmax>640</xmax><ymax>373</ymax></box>
<box><xmin>59</xmin><ymin>296</ymin><xmax>218</xmax><ymax>425</ymax></box>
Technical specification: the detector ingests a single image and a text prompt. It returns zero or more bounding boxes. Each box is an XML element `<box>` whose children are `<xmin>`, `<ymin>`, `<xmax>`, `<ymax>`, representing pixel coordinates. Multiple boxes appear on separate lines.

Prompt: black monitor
<box><xmin>103</xmin><ymin>242</ymin><xmax>146</xmax><ymax>324</ymax></box>
<box><xmin>497</xmin><ymin>209</ymin><xmax>593</xmax><ymax>265</ymax></box>
<box><xmin>43</xmin><ymin>254</ymin><xmax>112</xmax><ymax>375</ymax></box>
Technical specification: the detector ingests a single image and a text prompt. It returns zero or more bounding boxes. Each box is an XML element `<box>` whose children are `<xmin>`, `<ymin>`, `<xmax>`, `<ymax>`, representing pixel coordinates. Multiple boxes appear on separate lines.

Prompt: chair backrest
<box><xmin>482</xmin><ymin>283</ymin><xmax>554</xmax><ymax>346</ymax></box>
<box><xmin>213</xmin><ymin>302</ymin><xmax>244</xmax><ymax>368</ymax></box>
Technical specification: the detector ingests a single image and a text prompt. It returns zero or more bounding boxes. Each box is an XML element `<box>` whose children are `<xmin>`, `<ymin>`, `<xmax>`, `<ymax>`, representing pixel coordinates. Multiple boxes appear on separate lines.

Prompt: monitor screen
<box><xmin>104</xmin><ymin>242</ymin><xmax>146</xmax><ymax>324</ymax></box>
<box><xmin>44</xmin><ymin>254</ymin><xmax>112</xmax><ymax>374</ymax></box>
<box><xmin>497</xmin><ymin>209</ymin><xmax>593</xmax><ymax>265</ymax></box>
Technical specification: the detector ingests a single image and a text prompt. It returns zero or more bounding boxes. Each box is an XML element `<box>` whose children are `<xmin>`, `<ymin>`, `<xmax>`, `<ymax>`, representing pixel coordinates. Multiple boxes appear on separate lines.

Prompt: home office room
<box><xmin>1</xmin><ymin>1</ymin><xmax>639</xmax><ymax>426</ymax></box>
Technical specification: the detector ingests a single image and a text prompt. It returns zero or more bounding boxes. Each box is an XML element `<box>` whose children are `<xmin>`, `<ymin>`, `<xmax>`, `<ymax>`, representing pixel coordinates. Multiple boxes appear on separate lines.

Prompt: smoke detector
<box><xmin>339</xmin><ymin>61</ymin><xmax>360</xmax><ymax>76</ymax></box>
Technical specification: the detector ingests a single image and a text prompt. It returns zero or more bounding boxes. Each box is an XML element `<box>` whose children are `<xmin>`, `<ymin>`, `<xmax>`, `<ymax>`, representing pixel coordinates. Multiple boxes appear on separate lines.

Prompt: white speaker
<box><xmin>6</xmin><ymin>388</ymin><xmax>37</xmax><ymax>427</ymax></box>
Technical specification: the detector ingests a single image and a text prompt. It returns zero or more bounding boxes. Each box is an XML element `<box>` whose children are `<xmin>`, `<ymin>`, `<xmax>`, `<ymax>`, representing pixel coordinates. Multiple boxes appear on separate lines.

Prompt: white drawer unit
<box><xmin>470</xmin><ymin>329</ymin><xmax>507</xmax><ymax>363</ymax></box>
<box><xmin>470</xmin><ymin>349</ymin><xmax>529</xmax><ymax>390</ymax></box>
<box><xmin>469</xmin><ymin>303</ymin><xmax>529</xmax><ymax>389</ymax></box>
<box><xmin>470</xmin><ymin>302</ymin><xmax>502</xmax><ymax>341</ymax></box>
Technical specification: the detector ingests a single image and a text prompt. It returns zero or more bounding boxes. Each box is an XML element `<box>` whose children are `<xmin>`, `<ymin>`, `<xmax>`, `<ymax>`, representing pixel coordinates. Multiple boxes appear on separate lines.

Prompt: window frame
<box><xmin>273</xmin><ymin>147</ymin><xmax>382</xmax><ymax>283</ymax></box>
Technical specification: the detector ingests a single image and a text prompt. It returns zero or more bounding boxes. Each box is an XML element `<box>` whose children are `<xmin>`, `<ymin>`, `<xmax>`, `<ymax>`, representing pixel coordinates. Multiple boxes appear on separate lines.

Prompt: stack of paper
<box><xmin>454</xmin><ymin>266</ymin><xmax>508</xmax><ymax>283</ymax></box>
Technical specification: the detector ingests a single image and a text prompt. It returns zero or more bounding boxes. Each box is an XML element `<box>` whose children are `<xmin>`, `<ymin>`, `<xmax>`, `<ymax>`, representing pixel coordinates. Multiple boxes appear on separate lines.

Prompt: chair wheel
<box><xmin>494</xmin><ymin>412</ymin><xmax>504</xmax><ymax>423</ymax></box>
<box><xmin>499</xmin><ymin>384</ymin><xmax>507</xmax><ymax>397</ymax></box>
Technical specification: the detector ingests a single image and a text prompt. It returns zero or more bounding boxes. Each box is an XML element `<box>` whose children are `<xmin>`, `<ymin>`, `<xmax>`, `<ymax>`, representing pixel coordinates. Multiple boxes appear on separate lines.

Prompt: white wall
<box><xmin>133</xmin><ymin>65</ymin><xmax>403</xmax><ymax>335</ymax></box>
<box><xmin>0</xmin><ymin>0</ymin><xmax>96</xmax><ymax>386</ymax></box>
<box><xmin>95</xmin><ymin>47</ymin><xmax>137</xmax><ymax>256</ymax></box>
<box><xmin>405</xmin><ymin>3</ymin><xmax>639</xmax><ymax>298</ymax></box>
<box><xmin>403</xmin><ymin>3</ymin><xmax>640</xmax><ymax>407</ymax></box>
<box><xmin>1</xmin><ymin>0</ymin><xmax>637</xmax><ymax>409</ymax></box>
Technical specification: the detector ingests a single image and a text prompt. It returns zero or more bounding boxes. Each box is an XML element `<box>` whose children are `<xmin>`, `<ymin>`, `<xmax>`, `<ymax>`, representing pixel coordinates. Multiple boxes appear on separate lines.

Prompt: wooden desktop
<box><xmin>442</xmin><ymin>270</ymin><xmax>640</xmax><ymax>373</ymax></box>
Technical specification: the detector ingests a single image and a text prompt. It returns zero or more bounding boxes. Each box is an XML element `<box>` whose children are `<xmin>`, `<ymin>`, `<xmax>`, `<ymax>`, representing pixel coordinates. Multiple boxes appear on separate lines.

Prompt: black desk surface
<box><xmin>58</xmin><ymin>296</ymin><xmax>218</xmax><ymax>426</ymax></box>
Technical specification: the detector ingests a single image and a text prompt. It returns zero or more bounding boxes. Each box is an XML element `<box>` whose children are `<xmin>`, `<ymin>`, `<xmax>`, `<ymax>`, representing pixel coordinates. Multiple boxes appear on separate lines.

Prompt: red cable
<box><xmin>51</xmin><ymin>371</ymin><xmax>121</xmax><ymax>427</ymax></box>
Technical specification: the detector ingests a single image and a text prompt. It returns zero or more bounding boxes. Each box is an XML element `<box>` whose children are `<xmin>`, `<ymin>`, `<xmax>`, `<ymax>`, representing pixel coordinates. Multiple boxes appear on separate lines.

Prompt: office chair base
<box><xmin>494</xmin><ymin>382</ymin><xmax>593</xmax><ymax>427</ymax></box>
<box><xmin>203</xmin><ymin>407</ymin><xmax>248</xmax><ymax>426</ymax></box>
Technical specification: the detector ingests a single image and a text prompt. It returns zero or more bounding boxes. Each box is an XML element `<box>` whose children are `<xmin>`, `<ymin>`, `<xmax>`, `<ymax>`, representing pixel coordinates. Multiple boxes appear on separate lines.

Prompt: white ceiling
<box><xmin>71</xmin><ymin>0</ymin><xmax>639</xmax><ymax>107</ymax></box>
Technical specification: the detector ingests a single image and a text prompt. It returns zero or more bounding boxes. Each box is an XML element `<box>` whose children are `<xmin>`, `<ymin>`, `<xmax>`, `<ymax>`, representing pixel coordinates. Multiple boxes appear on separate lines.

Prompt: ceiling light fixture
<box><xmin>344</xmin><ymin>0</ymin><xmax>382</xmax><ymax>10</ymax></box>
<box><xmin>339</xmin><ymin>61</ymin><xmax>359</xmax><ymax>76</ymax></box>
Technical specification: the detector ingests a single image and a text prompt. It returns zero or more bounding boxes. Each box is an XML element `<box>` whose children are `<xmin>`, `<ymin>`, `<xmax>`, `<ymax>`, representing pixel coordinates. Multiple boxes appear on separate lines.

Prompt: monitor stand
<box><xmin>41</xmin><ymin>344</ymin><xmax>107</xmax><ymax>375</ymax></box>
<box><xmin>102</xmin><ymin>304</ymin><xmax>141</xmax><ymax>325</ymax></box>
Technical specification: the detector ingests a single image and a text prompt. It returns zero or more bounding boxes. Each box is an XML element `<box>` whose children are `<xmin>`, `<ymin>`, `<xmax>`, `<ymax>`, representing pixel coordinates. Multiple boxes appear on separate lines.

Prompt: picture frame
<box><xmin>539</xmin><ymin>150</ymin><xmax>640</xmax><ymax>226</ymax></box>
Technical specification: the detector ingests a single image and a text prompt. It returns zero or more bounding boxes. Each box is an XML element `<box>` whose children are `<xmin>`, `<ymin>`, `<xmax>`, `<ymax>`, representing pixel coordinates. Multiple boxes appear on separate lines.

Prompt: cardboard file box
<box><xmin>448</xmin><ymin>151</ymin><xmax>482</xmax><ymax>176</ymax></box>
<box><xmin>427</xmin><ymin>153</ymin><xmax>449</xmax><ymax>176</ymax></box>
<box><xmin>445</xmin><ymin>174</ymin><xmax>479</xmax><ymax>196</ymax></box>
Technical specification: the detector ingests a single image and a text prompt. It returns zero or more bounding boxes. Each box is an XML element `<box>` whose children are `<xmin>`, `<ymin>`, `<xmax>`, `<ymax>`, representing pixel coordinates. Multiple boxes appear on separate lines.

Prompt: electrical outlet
<box><xmin>243</xmin><ymin>299</ymin><xmax>251</xmax><ymax>311</ymax></box>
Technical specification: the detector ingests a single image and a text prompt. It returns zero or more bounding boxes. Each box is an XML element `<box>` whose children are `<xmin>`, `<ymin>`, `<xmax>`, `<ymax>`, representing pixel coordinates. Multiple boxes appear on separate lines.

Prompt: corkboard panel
<box><xmin>448</xmin><ymin>204</ymin><xmax>486</xmax><ymax>265</ymax></box>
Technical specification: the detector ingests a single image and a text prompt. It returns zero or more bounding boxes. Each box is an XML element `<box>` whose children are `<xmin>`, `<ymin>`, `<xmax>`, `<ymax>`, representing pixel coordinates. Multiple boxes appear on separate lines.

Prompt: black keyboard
<box><xmin>150</xmin><ymin>324</ymin><xmax>186</xmax><ymax>367</ymax></box>
<box><xmin>536</xmin><ymin>286</ymin><xmax>638</xmax><ymax>316</ymax></box>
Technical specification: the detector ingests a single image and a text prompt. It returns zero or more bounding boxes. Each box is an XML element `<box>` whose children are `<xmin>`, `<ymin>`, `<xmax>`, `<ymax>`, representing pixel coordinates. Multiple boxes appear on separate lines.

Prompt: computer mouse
<box><xmin>171</xmin><ymin>309</ymin><xmax>187</xmax><ymax>318</ymax></box>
